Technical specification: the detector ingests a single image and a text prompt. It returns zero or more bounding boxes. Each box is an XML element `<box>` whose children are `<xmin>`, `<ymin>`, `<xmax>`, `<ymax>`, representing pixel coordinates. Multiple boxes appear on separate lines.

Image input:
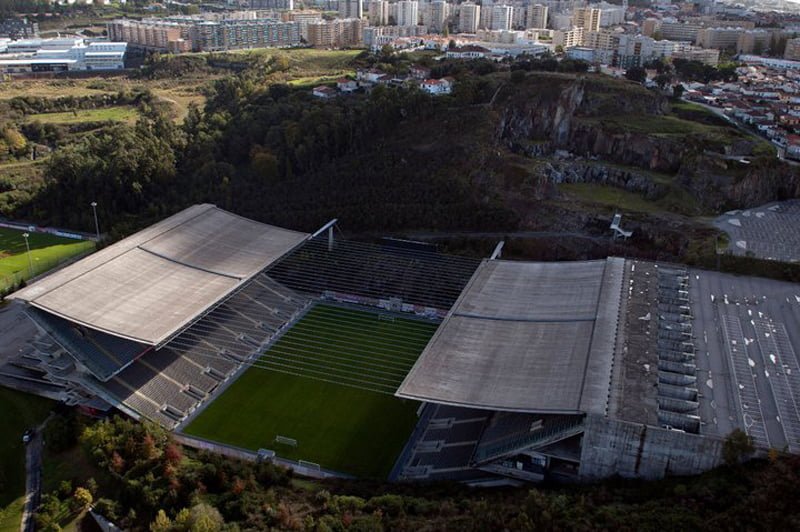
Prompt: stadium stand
<box><xmin>267</xmin><ymin>235</ymin><xmax>481</xmax><ymax>313</ymax></box>
<box><xmin>396</xmin><ymin>404</ymin><xmax>493</xmax><ymax>482</ymax></box>
<box><xmin>84</xmin><ymin>275</ymin><xmax>311</xmax><ymax>429</ymax></box>
<box><xmin>25</xmin><ymin>307</ymin><xmax>149</xmax><ymax>381</ymax></box>
<box><xmin>471</xmin><ymin>413</ymin><xmax>585</xmax><ymax>465</ymax></box>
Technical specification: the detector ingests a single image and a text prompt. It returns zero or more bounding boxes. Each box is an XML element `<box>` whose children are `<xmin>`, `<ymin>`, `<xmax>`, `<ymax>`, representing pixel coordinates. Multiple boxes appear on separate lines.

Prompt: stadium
<box><xmin>3</xmin><ymin>204</ymin><xmax>800</xmax><ymax>483</ymax></box>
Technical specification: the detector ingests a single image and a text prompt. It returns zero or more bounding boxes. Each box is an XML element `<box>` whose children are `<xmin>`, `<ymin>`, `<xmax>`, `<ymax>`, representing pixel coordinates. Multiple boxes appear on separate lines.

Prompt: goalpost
<box><xmin>274</xmin><ymin>435</ymin><xmax>298</xmax><ymax>447</ymax></box>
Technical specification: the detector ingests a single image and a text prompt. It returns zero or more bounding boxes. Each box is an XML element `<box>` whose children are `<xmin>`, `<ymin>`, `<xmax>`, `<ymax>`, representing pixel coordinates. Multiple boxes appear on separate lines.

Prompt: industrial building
<box><xmin>4</xmin><ymin>205</ymin><xmax>800</xmax><ymax>484</ymax></box>
<box><xmin>0</xmin><ymin>38</ymin><xmax>127</xmax><ymax>74</ymax></box>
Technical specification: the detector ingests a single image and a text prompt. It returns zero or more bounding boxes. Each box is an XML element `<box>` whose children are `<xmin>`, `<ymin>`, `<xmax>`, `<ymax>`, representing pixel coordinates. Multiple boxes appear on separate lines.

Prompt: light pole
<box><xmin>90</xmin><ymin>201</ymin><xmax>100</xmax><ymax>242</ymax></box>
<box><xmin>22</xmin><ymin>232</ymin><xmax>33</xmax><ymax>278</ymax></box>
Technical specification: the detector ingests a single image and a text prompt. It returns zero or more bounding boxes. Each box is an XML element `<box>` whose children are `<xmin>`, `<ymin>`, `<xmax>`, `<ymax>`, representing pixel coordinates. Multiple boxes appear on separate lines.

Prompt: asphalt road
<box><xmin>21</xmin><ymin>416</ymin><xmax>48</xmax><ymax>532</ymax></box>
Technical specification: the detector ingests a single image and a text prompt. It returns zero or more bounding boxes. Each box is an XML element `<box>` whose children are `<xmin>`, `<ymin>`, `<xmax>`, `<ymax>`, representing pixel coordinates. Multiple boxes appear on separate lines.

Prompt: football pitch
<box><xmin>184</xmin><ymin>304</ymin><xmax>439</xmax><ymax>478</ymax></box>
<box><xmin>0</xmin><ymin>228</ymin><xmax>94</xmax><ymax>291</ymax></box>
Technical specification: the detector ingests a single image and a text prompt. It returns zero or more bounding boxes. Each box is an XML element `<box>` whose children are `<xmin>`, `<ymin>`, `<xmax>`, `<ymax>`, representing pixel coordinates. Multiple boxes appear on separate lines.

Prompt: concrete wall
<box><xmin>578</xmin><ymin>414</ymin><xmax>723</xmax><ymax>480</ymax></box>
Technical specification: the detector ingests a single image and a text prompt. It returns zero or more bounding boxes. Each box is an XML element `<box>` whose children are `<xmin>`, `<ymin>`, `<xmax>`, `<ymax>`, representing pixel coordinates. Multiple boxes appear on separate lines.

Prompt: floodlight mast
<box><xmin>90</xmin><ymin>201</ymin><xmax>100</xmax><ymax>242</ymax></box>
<box><xmin>311</xmin><ymin>218</ymin><xmax>338</xmax><ymax>252</ymax></box>
<box><xmin>22</xmin><ymin>232</ymin><xmax>33</xmax><ymax>277</ymax></box>
<box><xmin>490</xmin><ymin>241</ymin><xmax>505</xmax><ymax>260</ymax></box>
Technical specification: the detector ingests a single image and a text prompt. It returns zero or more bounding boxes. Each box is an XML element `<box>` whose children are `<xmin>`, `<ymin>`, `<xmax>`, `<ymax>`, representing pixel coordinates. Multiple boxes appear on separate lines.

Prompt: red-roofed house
<box><xmin>421</xmin><ymin>78</ymin><xmax>453</xmax><ymax>95</ymax></box>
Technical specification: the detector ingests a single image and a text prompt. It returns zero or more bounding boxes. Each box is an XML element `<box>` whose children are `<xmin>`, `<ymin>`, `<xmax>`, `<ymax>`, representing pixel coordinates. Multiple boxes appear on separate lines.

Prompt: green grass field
<box><xmin>184</xmin><ymin>304</ymin><xmax>438</xmax><ymax>478</ymax></box>
<box><xmin>0</xmin><ymin>228</ymin><xmax>95</xmax><ymax>291</ymax></box>
<box><xmin>25</xmin><ymin>106</ymin><xmax>138</xmax><ymax>125</ymax></box>
<box><xmin>0</xmin><ymin>388</ymin><xmax>54</xmax><ymax>530</ymax></box>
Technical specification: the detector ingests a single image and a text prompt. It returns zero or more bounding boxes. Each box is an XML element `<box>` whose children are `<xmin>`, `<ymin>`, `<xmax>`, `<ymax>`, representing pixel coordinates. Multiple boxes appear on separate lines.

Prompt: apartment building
<box><xmin>339</xmin><ymin>0</ymin><xmax>363</xmax><ymax>20</ymax></box>
<box><xmin>190</xmin><ymin>19</ymin><xmax>300</xmax><ymax>51</ymax></box>
<box><xmin>526</xmin><ymin>4</ymin><xmax>549</xmax><ymax>30</ymax></box>
<box><xmin>307</xmin><ymin>17</ymin><xmax>363</xmax><ymax>47</ymax></box>
<box><xmin>785</xmin><ymin>37</ymin><xmax>800</xmax><ymax>61</ymax></box>
<box><xmin>459</xmin><ymin>2</ymin><xmax>481</xmax><ymax>33</ymax></box>
<box><xmin>573</xmin><ymin>7</ymin><xmax>601</xmax><ymax>32</ymax></box>
<box><xmin>490</xmin><ymin>5</ymin><xmax>514</xmax><ymax>31</ymax></box>
<box><xmin>107</xmin><ymin>19</ymin><xmax>193</xmax><ymax>52</ymax></box>
<box><xmin>553</xmin><ymin>26</ymin><xmax>584</xmax><ymax>48</ymax></box>
<box><xmin>736</xmin><ymin>29</ymin><xmax>772</xmax><ymax>55</ymax></box>
<box><xmin>397</xmin><ymin>1</ymin><xmax>420</xmax><ymax>27</ymax></box>
<box><xmin>659</xmin><ymin>21</ymin><xmax>702</xmax><ymax>42</ymax></box>
<box><xmin>696</xmin><ymin>26</ymin><xmax>744</xmax><ymax>50</ymax></box>
<box><xmin>672</xmin><ymin>44</ymin><xmax>719</xmax><ymax>65</ymax></box>
<box><xmin>281</xmin><ymin>10</ymin><xmax>323</xmax><ymax>40</ymax></box>
<box><xmin>423</xmin><ymin>1</ymin><xmax>449</xmax><ymax>33</ymax></box>
<box><xmin>368</xmin><ymin>0</ymin><xmax>390</xmax><ymax>26</ymax></box>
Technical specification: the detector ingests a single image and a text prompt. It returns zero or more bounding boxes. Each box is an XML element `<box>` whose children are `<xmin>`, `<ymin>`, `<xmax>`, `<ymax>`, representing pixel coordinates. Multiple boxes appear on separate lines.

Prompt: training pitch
<box><xmin>0</xmin><ymin>228</ymin><xmax>94</xmax><ymax>291</ymax></box>
<box><xmin>184</xmin><ymin>303</ymin><xmax>439</xmax><ymax>478</ymax></box>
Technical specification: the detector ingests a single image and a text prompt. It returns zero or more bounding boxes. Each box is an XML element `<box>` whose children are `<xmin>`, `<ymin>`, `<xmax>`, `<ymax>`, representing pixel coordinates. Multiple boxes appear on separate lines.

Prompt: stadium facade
<box><xmin>5</xmin><ymin>204</ymin><xmax>800</xmax><ymax>484</ymax></box>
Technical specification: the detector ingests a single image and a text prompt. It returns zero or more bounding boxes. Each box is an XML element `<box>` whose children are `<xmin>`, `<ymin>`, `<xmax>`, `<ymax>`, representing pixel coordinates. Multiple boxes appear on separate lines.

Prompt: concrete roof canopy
<box><xmin>10</xmin><ymin>204</ymin><xmax>309</xmax><ymax>345</ymax></box>
<box><xmin>397</xmin><ymin>258</ymin><xmax>625</xmax><ymax>414</ymax></box>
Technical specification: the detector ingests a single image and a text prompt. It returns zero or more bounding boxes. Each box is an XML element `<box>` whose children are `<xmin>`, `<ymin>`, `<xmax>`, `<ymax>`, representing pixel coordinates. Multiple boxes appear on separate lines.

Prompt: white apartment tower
<box><xmin>490</xmin><ymin>4</ymin><xmax>513</xmax><ymax>31</ymax></box>
<box><xmin>368</xmin><ymin>0</ymin><xmax>390</xmax><ymax>25</ymax></box>
<box><xmin>397</xmin><ymin>0</ymin><xmax>419</xmax><ymax>27</ymax></box>
<box><xmin>526</xmin><ymin>4</ymin><xmax>549</xmax><ymax>29</ymax></box>
<box><xmin>573</xmin><ymin>7</ymin><xmax>601</xmax><ymax>32</ymax></box>
<box><xmin>339</xmin><ymin>0</ymin><xmax>363</xmax><ymax>20</ymax></box>
<box><xmin>424</xmin><ymin>0</ymin><xmax>450</xmax><ymax>33</ymax></box>
<box><xmin>459</xmin><ymin>2</ymin><xmax>480</xmax><ymax>33</ymax></box>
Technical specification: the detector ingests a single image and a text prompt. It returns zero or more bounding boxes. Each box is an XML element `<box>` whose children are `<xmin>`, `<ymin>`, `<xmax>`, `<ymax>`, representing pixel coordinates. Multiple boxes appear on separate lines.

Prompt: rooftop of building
<box><xmin>397</xmin><ymin>258</ymin><xmax>624</xmax><ymax>414</ymax></box>
<box><xmin>10</xmin><ymin>204</ymin><xmax>309</xmax><ymax>346</ymax></box>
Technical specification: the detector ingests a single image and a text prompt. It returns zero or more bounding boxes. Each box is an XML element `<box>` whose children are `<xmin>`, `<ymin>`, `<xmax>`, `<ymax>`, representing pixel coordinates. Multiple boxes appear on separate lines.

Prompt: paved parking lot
<box><xmin>690</xmin><ymin>269</ymin><xmax>800</xmax><ymax>451</ymax></box>
<box><xmin>714</xmin><ymin>200</ymin><xmax>800</xmax><ymax>263</ymax></box>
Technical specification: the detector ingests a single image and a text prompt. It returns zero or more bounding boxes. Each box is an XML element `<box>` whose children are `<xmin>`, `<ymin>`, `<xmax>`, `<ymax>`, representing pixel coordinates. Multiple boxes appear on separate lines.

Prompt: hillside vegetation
<box><xmin>31</xmin><ymin>415</ymin><xmax>800</xmax><ymax>531</ymax></box>
<box><xmin>2</xmin><ymin>55</ymin><xmax>797</xmax><ymax>271</ymax></box>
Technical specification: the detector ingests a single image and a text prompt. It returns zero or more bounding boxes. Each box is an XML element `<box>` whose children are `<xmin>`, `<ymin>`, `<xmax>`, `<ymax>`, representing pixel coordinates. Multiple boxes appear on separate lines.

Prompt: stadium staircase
<box><xmin>471</xmin><ymin>413</ymin><xmax>585</xmax><ymax>466</ymax></box>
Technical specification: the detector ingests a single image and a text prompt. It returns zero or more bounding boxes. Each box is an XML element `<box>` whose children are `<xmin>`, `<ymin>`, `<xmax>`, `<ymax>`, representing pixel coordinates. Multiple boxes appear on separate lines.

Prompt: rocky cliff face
<box><xmin>495</xmin><ymin>73</ymin><xmax>799</xmax><ymax>210</ymax></box>
<box><xmin>539</xmin><ymin>160</ymin><xmax>666</xmax><ymax>199</ymax></box>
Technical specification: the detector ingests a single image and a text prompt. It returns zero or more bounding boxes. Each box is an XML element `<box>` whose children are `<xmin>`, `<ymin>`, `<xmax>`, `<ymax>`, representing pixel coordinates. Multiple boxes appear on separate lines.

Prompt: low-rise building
<box><xmin>421</xmin><ymin>77</ymin><xmax>454</xmax><ymax>94</ymax></box>
<box><xmin>336</xmin><ymin>78</ymin><xmax>358</xmax><ymax>92</ymax></box>
<box><xmin>445</xmin><ymin>44</ymin><xmax>491</xmax><ymax>59</ymax></box>
<box><xmin>312</xmin><ymin>85</ymin><xmax>337</xmax><ymax>98</ymax></box>
<box><xmin>0</xmin><ymin>39</ymin><xmax>127</xmax><ymax>74</ymax></box>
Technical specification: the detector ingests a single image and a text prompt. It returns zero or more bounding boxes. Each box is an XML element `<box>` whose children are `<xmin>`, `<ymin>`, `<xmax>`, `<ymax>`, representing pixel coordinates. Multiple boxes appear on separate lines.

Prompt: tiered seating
<box><xmin>268</xmin><ymin>236</ymin><xmax>481</xmax><ymax>312</ymax></box>
<box><xmin>166</xmin><ymin>273</ymin><xmax>309</xmax><ymax>372</ymax></box>
<box><xmin>26</xmin><ymin>307</ymin><xmax>148</xmax><ymax>381</ymax></box>
<box><xmin>397</xmin><ymin>405</ymin><xmax>491</xmax><ymax>482</ymax></box>
<box><xmin>92</xmin><ymin>275</ymin><xmax>309</xmax><ymax>428</ymax></box>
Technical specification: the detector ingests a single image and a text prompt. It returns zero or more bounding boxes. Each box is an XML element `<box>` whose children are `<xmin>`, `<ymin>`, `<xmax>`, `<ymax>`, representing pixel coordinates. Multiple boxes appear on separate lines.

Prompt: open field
<box><xmin>0</xmin><ymin>388</ymin><xmax>54</xmax><ymax>528</ymax></box>
<box><xmin>236</xmin><ymin>48</ymin><xmax>361</xmax><ymax>70</ymax></box>
<box><xmin>559</xmin><ymin>183</ymin><xmax>667</xmax><ymax>214</ymax></box>
<box><xmin>185</xmin><ymin>304</ymin><xmax>438</xmax><ymax>478</ymax></box>
<box><xmin>0</xmin><ymin>228</ymin><xmax>95</xmax><ymax>291</ymax></box>
<box><xmin>0</xmin><ymin>79</ymin><xmax>117</xmax><ymax>100</ymax></box>
<box><xmin>24</xmin><ymin>106</ymin><xmax>138</xmax><ymax>125</ymax></box>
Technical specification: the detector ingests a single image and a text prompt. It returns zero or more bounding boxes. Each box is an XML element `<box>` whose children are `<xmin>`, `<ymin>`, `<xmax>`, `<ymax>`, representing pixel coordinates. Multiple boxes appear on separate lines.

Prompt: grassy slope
<box><xmin>185</xmin><ymin>305</ymin><xmax>437</xmax><ymax>479</ymax></box>
<box><xmin>0</xmin><ymin>388</ymin><xmax>54</xmax><ymax>529</ymax></box>
<box><xmin>559</xmin><ymin>183</ymin><xmax>666</xmax><ymax>213</ymax></box>
<box><xmin>0</xmin><ymin>228</ymin><xmax>95</xmax><ymax>290</ymax></box>
<box><xmin>24</xmin><ymin>106</ymin><xmax>138</xmax><ymax>125</ymax></box>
